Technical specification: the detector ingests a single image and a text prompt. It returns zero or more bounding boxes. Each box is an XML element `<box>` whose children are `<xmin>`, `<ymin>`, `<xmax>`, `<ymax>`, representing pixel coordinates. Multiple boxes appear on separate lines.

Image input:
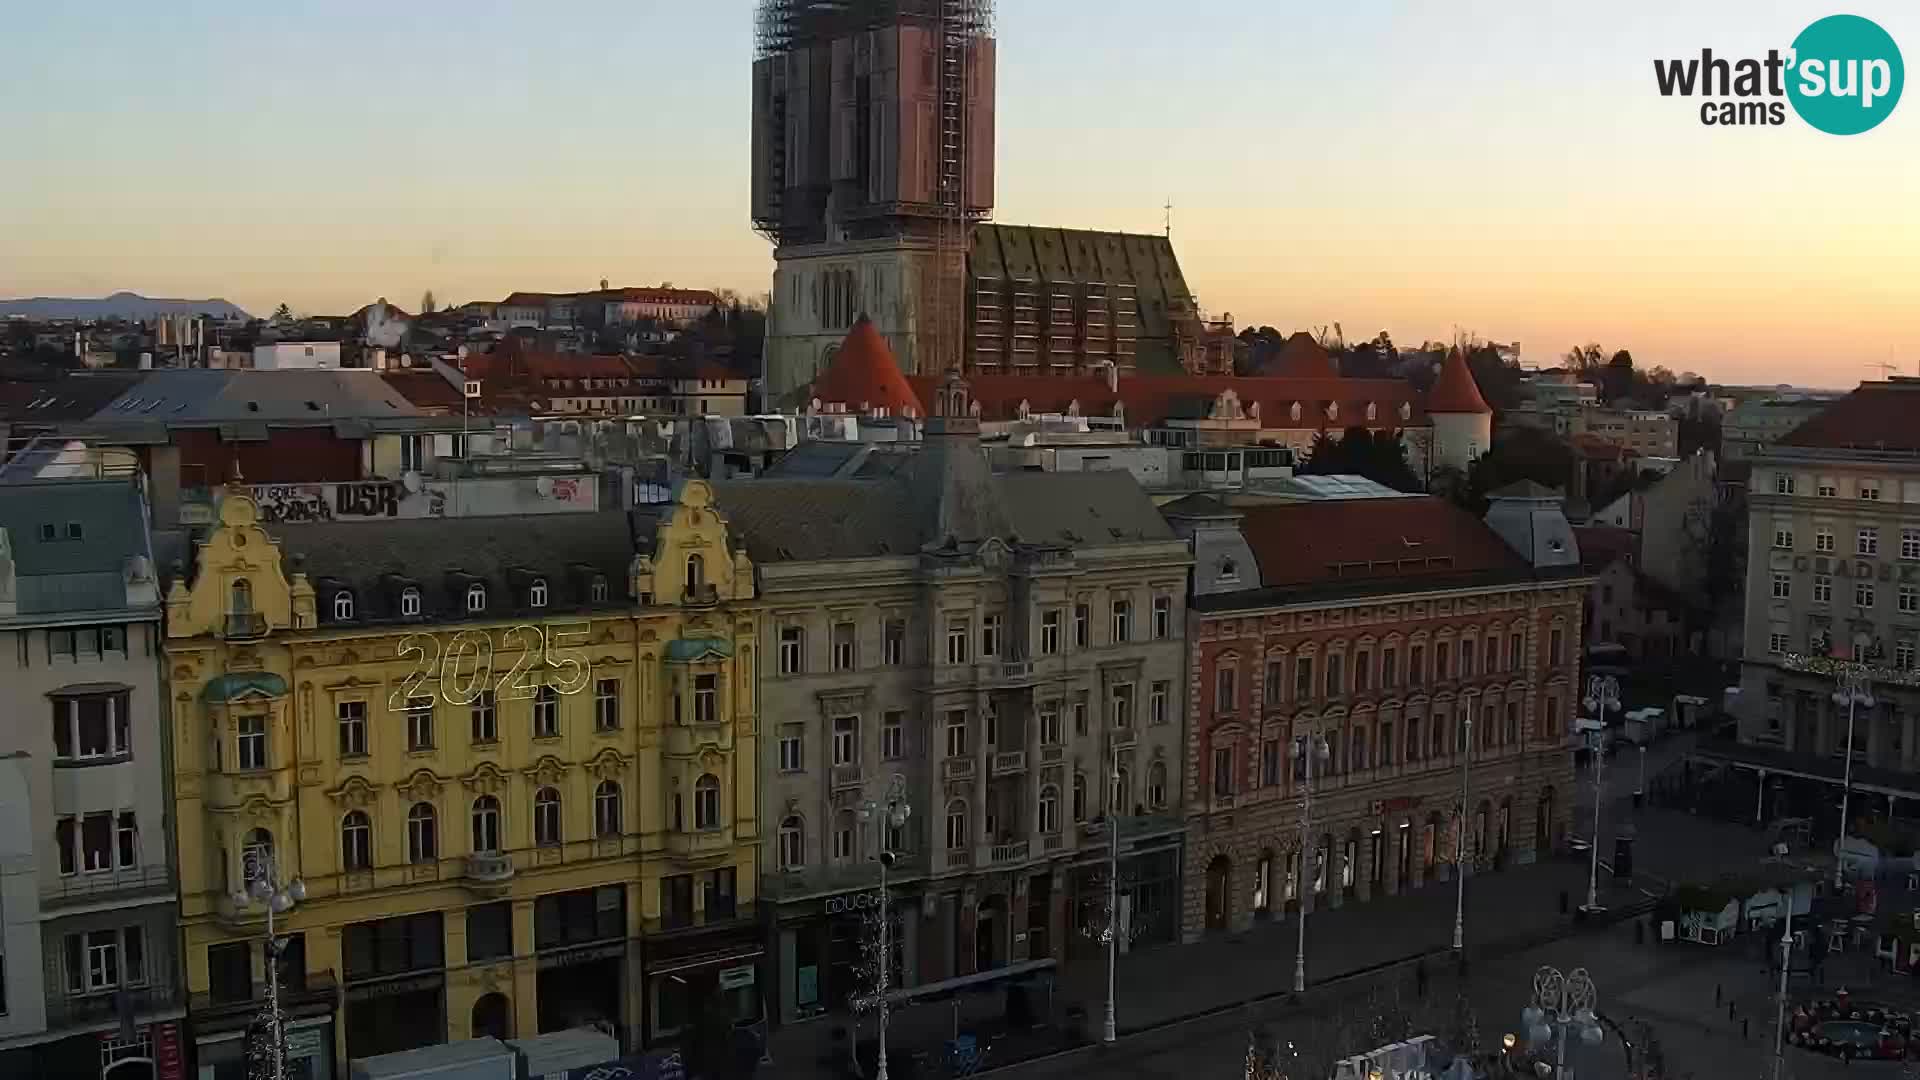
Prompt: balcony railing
<box><xmin>464</xmin><ymin>853</ymin><xmax>514</xmax><ymax>883</ymax></box>
<box><xmin>223</xmin><ymin>612</ymin><xmax>268</xmax><ymax>640</ymax></box>
<box><xmin>941</xmin><ymin>757</ymin><xmax>976</xmax><ymax>781</ymax></box>
<box><xmin>42</xmin><ymin>865</ymin><xmax>172</xmax><ymax>908</ymax></box>
<box><xmin>46</xmin><ymin>984</ymin><xmax>185</xmax><ymax>1028</ymax></box>
<box><xmin>682</xmin><ymin>583</ymin><xmax>720</xmax><ymax>606</ymax></box>
<box><xmin>983</xmin><ymin>840</ymin><xmax>1030</xmax><ymax>865</ymax></box>
<box><xmin>991</xmin><ymin>750</ymin><xmax>1027</xmax><ymax>776</ymax></box>
<box><xmin>1039</xmin><ymin>745</ymin><xmax>1065</xmax><ymax>765</ymax></box>
<box><xmin>830</xmin><ymin>763</ymin><xmax>864</xmax><ymax>790</ymax></box>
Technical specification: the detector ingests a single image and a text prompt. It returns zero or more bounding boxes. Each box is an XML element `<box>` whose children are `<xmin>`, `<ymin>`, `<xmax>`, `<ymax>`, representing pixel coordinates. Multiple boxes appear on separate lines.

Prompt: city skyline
<box><xmin>4</xmin><ymin>1</ymin><xmax>1917</xmax><ymax>385</ymax></box>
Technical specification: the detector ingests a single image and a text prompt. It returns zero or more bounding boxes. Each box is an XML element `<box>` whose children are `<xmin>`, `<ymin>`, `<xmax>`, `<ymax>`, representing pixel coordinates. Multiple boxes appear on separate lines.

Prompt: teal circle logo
<box><xmin>1787</xmin><ymin>14</ymin><xmax>1904</xmax><ymax>134</ymax></box>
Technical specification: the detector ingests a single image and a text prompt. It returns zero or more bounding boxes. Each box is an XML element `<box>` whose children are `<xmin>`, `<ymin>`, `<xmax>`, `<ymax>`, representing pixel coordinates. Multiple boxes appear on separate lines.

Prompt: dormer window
<box><xmin>1219</xmin><ymin>558</ymin><xmax>1240</xmax><ymax>584</ymax></box>
<box><xmin>590</xmin><ymin>578</ymin><xmax>609</xmax><ymax>603</ymax></box>
<box><xmin>333</xmin><ymin>591</ymin><xmax>355</xmax><ymax>621</ymax></box>
<box><xmin>400</xmin><ymin>587</ymin><xmax>422</xmax><ymax>617</ymax></box>
<box><xmin>528</xmin><ymin>579</ymin><xmax>548</xmax><ymax>608</ymax></box>
<box><xmin>466</xmin><ymin>583</ymin><xmax>487</xmax><ymax>613</ymax></box>
<box><xmin>686</xmin><ymin>554</ymin><xmax>705</xmax><ymax>591</ymax></box>
<box><xmin>1366</xmin><ymin>402</ymin><xmax>1378</xmax><ymax>422</ymax></box>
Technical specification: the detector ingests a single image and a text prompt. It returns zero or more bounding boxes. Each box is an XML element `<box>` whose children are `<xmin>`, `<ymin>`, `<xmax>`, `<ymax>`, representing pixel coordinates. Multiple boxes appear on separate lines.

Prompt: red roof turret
<box><xmin>812</xmin><ymin>316</ymin><xmax>923</xmax><ymax>417</ymax></box>
<box><xmin>1428</xmin><ymin>347</ymin><xmax>1492</xmax><ymax>414</ymax></box>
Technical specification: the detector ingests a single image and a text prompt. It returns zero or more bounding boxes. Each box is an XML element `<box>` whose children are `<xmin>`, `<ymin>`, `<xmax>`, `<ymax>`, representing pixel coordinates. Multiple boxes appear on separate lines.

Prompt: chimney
<box><xmin>138</xmin><ymin>352</ymin><xmax>152</xmax><ymax>370</ymax></box>
<box><xmin>1102</xmin><ymin>359</ymin><xmax>1119</xmax><ymax>394</ymax></box>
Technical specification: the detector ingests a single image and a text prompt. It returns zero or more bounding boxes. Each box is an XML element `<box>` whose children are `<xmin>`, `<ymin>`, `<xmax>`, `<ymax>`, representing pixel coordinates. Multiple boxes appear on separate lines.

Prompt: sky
<box><xmin>3</xmin><ymin>1</ymin><xmax>1917</xmax><ymax>386</ymax></box>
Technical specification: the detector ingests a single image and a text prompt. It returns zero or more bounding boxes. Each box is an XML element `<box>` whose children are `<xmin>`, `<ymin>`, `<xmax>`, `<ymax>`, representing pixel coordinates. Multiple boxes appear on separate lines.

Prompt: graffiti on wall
<box><xmin>253</xmin><ymin>481</ymin><xmax>402</xmax><ymax>524</ymax></box>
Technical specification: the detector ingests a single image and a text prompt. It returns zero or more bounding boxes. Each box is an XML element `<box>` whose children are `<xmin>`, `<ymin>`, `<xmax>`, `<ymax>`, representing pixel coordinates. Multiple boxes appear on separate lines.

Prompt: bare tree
<box><xmin>419</xmin><ymin>291</ymin><xmax>436</xmax><ymax>315</ymax></box>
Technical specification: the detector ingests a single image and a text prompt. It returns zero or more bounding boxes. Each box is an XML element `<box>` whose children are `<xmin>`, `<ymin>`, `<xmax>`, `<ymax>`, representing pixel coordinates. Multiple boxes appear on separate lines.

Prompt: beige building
<box><xmin>1506</xmin><ymin>402</ymin><xmax>1678</xmax><ymax>458</ymax></box>
<box><xmin>713</xmin><ymin>372</ymin><xmax>1193</xmax><ymax>1026</ymax></box>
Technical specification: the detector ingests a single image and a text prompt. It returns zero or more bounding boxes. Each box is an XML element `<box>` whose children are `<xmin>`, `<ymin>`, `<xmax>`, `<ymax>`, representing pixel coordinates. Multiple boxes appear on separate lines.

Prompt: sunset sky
<box><xmin>3</xmin><ymin>1</ymin><xmax>1916</xmax><ymax>385</ymax></box>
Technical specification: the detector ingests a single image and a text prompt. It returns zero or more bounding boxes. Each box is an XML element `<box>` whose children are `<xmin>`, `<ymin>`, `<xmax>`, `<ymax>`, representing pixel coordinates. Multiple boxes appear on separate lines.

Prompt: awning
<box><xmin>885</xmin><ymin>958</ymin><xmax>1056</xmax><ymax>1006</ymax></box>
<box><xmin>201</xmin><ymin>671</ymin><xmax>289</xmax><ymax>703</ymax></box>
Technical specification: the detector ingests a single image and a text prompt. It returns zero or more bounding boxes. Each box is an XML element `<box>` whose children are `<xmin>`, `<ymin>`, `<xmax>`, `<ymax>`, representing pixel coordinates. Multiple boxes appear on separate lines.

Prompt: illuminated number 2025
<box><xmin>389</xmin><ymin>622</ymin><xmax>593</xmax><ymax>711</ymax></box>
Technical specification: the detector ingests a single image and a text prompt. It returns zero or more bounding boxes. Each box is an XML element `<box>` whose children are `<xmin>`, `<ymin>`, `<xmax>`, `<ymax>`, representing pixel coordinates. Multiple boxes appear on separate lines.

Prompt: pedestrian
<box><xmin>1415</xmin><ymin>956</ymin><xmax>1429</xmax><ymax>1001</ymax></box>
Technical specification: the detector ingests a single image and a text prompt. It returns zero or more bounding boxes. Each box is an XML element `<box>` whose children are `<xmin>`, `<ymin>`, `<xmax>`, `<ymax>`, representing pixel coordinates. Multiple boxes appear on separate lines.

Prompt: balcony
<box><xmin>664</xmin><ymin>827</ymin><xmax>736</xmax><ymax>860</ymax></box>
<box><xmin>41</xmin><ymin>865</ymin><xmax>172</xmax><ymax>909</ymax></box>
<box><xmin>682</xmin><ymin>583</ymin><xmax>720</xmax><ymax>607</ymax></box>
<box><xmin>980</xmin><ymin>659</ymin><xmax>1036</xmax><ymax>687</ymax></box>
<box><xmin>45</xmin><ymin>984</ymin><xmax>185</xmax><ymax>1030</ymax></box>
<box><xmin>207</xmin><ymin>765</ymin><xmax>295</xmax><ymax>810</ymax></box>
<box><xmin>1039</xmin><ymin>745</ymin><xmax>1065</xmax><ymax>765</ymax></box>
<box><xmin>830</xmin><ymin>763</ymin><xmax>864</xmax><ymax>790</ymax></box>
<box><xmin>943</xmin><ymin>849</ymin><xmax>973</xmax><ymax>872</ymax></box>
<box><xmin>980</xmin><ymin>840</ymin><xmax>1030</xmax><ymax>866</ymax></box>
<box><xmin>1111</xmin><ymin>727</ymin><xmax>1137</xmax><ymax>749</ymax></box>
<box><xmin>991</xmin><ymin>750</ymin><xmax>1027</xmax><ymax>776</ymax></box>
<box><xmin>941</xmin><ymin>756</ymin><xmax>976</xmax><ymax>782</ymax></box>
<box><xmin>222</xmin><ymin>612</ymin><xmax>268</xmax><ymax>641</ymax></box>
<box><xmin>462</xmin><ymin>853</ymin><xmax>515</xmax><ymax>894</ymax></box>
<box><xmin>665</xmin><ymin>721</ymin><xmax>731</xmax><ymax>759</ymax></box>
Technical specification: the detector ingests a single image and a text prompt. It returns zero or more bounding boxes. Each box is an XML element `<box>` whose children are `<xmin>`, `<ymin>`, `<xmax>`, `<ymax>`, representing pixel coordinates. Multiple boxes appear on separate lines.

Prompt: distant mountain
<box><xmin>0</xmin><ymin>291</ymin><xmax>251</xmax><ymax>321</ymax></box>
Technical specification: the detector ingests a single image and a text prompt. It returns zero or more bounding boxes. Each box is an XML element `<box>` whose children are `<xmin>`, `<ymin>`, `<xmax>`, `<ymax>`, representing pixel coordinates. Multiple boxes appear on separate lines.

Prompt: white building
<box><xmin>251</xmin><ymin>341</ymin><xmax>342</xmax><ymax>370</ymax></box>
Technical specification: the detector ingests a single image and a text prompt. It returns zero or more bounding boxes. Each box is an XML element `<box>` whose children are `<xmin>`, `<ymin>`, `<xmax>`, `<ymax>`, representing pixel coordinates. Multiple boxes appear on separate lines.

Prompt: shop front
<box><xmin>769</xmin><ymin>884</ymin><xmax>920</xmax><ymax>1026</ymax></box>
<box><xmin>3</xmin><ymin>1017</ymin><xmax>192</xmax><ymax>1080</ymax></box>
<box><xmin>1069</xmin><ymin>831</ymin><xmax>1183</xmax><ymax>957</ymax></box>
<box><xmin>531</xmin><ymin>886</ymin><xmax>629</xmax><ymax>1039</ymax></box>
<box><xmin>642</xmin><ymin>920</ymin><xmax>765</xmax><ymax>1051</ymax></box>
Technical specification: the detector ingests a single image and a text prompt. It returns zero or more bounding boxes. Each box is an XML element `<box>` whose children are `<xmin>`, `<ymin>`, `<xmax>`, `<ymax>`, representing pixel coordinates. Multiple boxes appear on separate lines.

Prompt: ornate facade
<box><xmin>165</xmin><ymin>482</ymin><xmax>760</xmax><ymax>1075</ymax></box>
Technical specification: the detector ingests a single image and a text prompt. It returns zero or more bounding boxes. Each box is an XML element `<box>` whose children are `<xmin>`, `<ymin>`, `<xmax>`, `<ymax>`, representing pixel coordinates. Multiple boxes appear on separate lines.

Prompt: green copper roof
<box><xmin>202</xmin><ymin>671</ymin><xmax>289</xmax><ymax>703</ymax></box>
<box><xmin>664</xmin><ymin>638</ymin><xmax>733</xmax><ymax>663</ymax></box>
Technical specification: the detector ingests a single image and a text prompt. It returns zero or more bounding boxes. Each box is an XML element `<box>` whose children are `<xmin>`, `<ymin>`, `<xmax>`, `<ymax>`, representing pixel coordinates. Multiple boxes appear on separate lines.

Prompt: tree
<box><xmin>419</xmin><ymin>291</ymin><xmax>436</xmax><ymax>315</ymax></box>
<box><xmin>1565</xmin><ymin>342</ymin><xmax>1606</xmax><ymax>373</ymax></box>
<box><xmin>1301</xmin><ymin>427</ymin><xmax>1424</xmax><ymax>492</ymax></box>
<box><xmin>1450</xmin><ymin>426</ymin><xmax>1576</xmax><ymax>514</ymax></box>
<box><xmin>271</xmin><ymin>303</ymin><xmax>293</xmax><ymax>323</ymax></box>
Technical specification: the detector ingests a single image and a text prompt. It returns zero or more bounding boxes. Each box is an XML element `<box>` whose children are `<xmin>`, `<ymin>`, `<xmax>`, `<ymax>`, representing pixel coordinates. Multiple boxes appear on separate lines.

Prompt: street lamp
<box><xmin>1770</xmin><ymin>887</ymin><xmax>1807</xmax><ymax>1080</ymax></box>
<box><xmin>230</xmin><ymin>855</ymin><xmax>306</xmax><ymax>1080</ymax></box>
<box><xmin>1521</xmin><ymin>965</ymin><xmax>1602</xmax><ymax>1080</ymax></box>
<box><xmin>1579</xmin><ymin>675</ymin><xmax>1620</xmax><ymax>913</ymax></box>
<box><xmin>1831</xmin><ymin>666</ymin><xmax>1874</xmax><ymax>891</ymax></box>
<box><xmin>855</xmin><ymin>777</ymin><xmax>912</xmax><ymax>1080</ymax></box>
<box><xmin>1294</xmin><ymin>731</ymin><xmax>1331</xmax><ymax>994</ymax></box>
<box><xmin>1454</xmin><ymin>707</ymin><xmax>1472</xmax><ymax>953</ymax></box>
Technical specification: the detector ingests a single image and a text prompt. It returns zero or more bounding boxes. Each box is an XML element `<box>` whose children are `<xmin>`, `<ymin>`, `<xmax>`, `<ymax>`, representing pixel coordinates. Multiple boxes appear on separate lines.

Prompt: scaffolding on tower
<box><xmin>932</xmin><ymin>0</ymin><xmax>992</xmax><ymax>377</ymax></box>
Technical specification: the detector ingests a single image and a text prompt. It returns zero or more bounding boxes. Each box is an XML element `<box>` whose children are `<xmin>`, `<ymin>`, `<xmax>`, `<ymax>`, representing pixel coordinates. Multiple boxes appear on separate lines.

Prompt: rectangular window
<box><xmin>406</xmin><ymin>696</ymin><xmax>434</xmax><ymax>752</ymax></box>
<box><xmin>1354</xmin><ymin>651</ymin><xmax>1372</xmax><ymax>691</ymax></box>
<box><xmin>1905</xmin><ymin>530</ymin><xmax>1920</xmax><ymax>561</ymax></box>
<box><xmin>944</xmin><ymin>709</ymin><xmax>968</xmax><ymax>757</ymax></box>
<box><xmin>338</xmin><ymin>700</ymin><xmax>367</xmax><ymax>757</ymax></box>
<box><xmin>1326</xmin><ymin>653</ymin><xmax>1344</xmax><ymax>697</ymax></box>
<box><xmin>1073</xmin><ymin>694</ymin><xmax>1089</xmax><ymax>736</ymax></box>
<box><xmin>1856</xmin><ymin>582</ymin><xmax>1876</xmax><ymax>609</ymax></box>
<box><xmin>883</xmin><ymin>618</ymin><xmax>905</xmax><ymax>665</ymax></box>
<box><xmin>1768</xmin><ymin>632</ymin><xmax>1789</xmax><ymax>655</ymax></box>
<box><xmin>1814</xmin><ymin>574</ymin><xmax>1834</xmax><ymax>603</ymax></box>
<box><xmin>1860</xmin><ymin>527</ymin><xmax>1880</xmax><ymax>556</ymax></box>
<box><xmin>1110</xmin><ymin>683</ymin><xmax>1134</xmax><ymax>729</ymax></box>
<box><xmin>1410</xmin><ymin>645</ymin><xmax>1425</xmax><ymax>684</ymax></box>
<box><xmin>1040</xmin><ymin>703</ymin><xmax>1062</xmax><ymax>746</ymax></box>
<box><xmin>832</xmin><ymin>715</ymin><xmax>858</xmax><ymax>767</ymax></box>
<box><xmin>1380</xmin><ymin>720</ymin><xmax>1395</xmax><ymax>765</ymax></box>
<box><xmin>1152</xmin><ymin>596</ymin><xmax>1172</xmax><ymax>639</ymax></box>
<box><xmin>82</xmin><ymin>813</ymin><xmax>112</xmax><ymax>872</ymax></box>
<box><xmin>51</xmin><ymin>692</ymin><xmax>131</xmax><ymax>761</ymax></box>
<box><xmin>1150</xmin><ymin>680</ymin><xmax>1170</xmax><ymax>726</ymax></box>
<box><xmin>945</xmin><ymin>618</ymin><xmax>969</xmax><ymax>664</ymax></box>
<box><xmin>1435</xmin><ymin>642</ymin><xmax>1451</xmax><ymax>680</ymax></box>
<box><xmin>1545</xmin><ymin>697</ymin><xmax>1562</xmax><ymax>740</ymax></box>
<box><xmin>1459</xmin><ymin>640</ymin><xmax>1475</xmax><ymax>678</ymax></box>
<box><xmin>1900</xmin><ymin>641</ymin><xmax>1917</xmax><ymax>670</ymax></box>
<box><xmin>778</xmin><ymin>727</ymin><xmax>803</xmax><ymax>772</ymax></box>
<box><xmin>1771</xmin><ymin>573</ymin><xmax>1792</xmax><ymax>600</ymax></box>
<box><xmin>980</xmin><ymin>614</ymin><xmax>1001</xmax><ymax>659</ymax></box>
<box><xmin>471</xmin><ymin>690</ymin><xmax>497</xmax><ymax>743</ymax></box>
<box><xmin>692</xmin><ymin>674</ymin><xmax>718</xmax><ymax>725</ymax></box>
<box><xmin>1773</xmin><ymin>527</ymin><xmax>1794</xmax><ymax>550</ymax></box>
<box><xmin>1548</xmin><ymin>630</ymin><xmax>1564</xmax><ymax>666</ymax></box>
<box><xmin>1381</xmin><ymin>648</ymin><xmax>1397</xmax><ymax>687</ymax></box>
<box><xmin>1261</xmin><ymin>738</ymin><xmax>1281</xmax><ymax>787</ymax></box>
<box><xmin>1212</xmin><ymin>747</ymin><xmax>1234</xmax><ymax>797</ymax></box>
<box><xmin>1509</xmin><ymin>635</ymin><xmax>1523</xmax><ymax>671</ymax></box>
<box><xmin>1074</xmin><ymin>604</ymin><xmax>1091</xmax><ymax>648</ymax></box>
<box><xmin>1040</xmin><ymin>610</ymin><xmax>1062</xmax><ymax>655</ymax></box>
<box><xmin>117</xmin><ymin>811</ymin><xmax>137</xmax><ymax>868</ymax></box>
<box><xmin>882</xmin><ymin>710</ymin><xmax>906</xmax><ymax>760</ymax></box>
<box><xmin>1861</xmin><ymin>480</ymin><xmax>1881</xmax><ymax>501</ymax></box>
<box><xmin>594</xmin><ymin>679</ymin><xmax>620</xmax><ymax>730</ymax></box>
<box><xmin>1902</xmin><ymin>586</ymin><xmax>1920</xmax><ymax>614</ymax></box>
<box><xmin>1819</xmin><ymin>480</ymin><xmax>1838</xmax><ymax>497</ymax></box>
<box><xmin>1215</xmin><ymin>665</ymin><xmax>1236</xmax><ymax>714</ymax></box>
<box><xmin>1817</xmin><ymin>528</ymin><xmax>1836</xmax><ymax>553</ymax></box>
<box><xmin>779</xmin><ymin>626</ymin><xmax>804</xmax><ymax>675</ymax></box>
<box><xmin>1774</xmin><ymin>473</ymin><xmax>1795</xmax><ymax>494</ymax></box>
<box><xmin>831</xmin><ymin>622</ymin><xmax>856</xmax><ymax>672</ymax></box>
<box><xmin>1295</xmin><ymin>656</ymin><xmax>1314</xmax><ymax>700</ymax></box>
<box><xmin>236</xmin><ymin>715</ymin><xmax>267</xmax><ymax>770</ymax></box>
<box><xmin>533</xmin><ymin>685</ymin><xmax>559</xmax><ymax>737</ymax></box>
<box><xmin>1110</xmin><ymin>598</ymin><xmax>1131</xmax><ymax>643</ymax></box>
<box><xmin>467</xmin><ymin>902</ymin><xmax>514</xmax><ymax>963</ymax></box>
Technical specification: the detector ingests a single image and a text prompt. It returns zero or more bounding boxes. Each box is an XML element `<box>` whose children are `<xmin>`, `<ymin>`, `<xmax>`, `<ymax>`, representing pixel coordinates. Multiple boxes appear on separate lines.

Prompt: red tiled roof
<box><xmin>1238</xmin><ymin>497</ymin><xmax>1526</xmax><ymax>588</ymax></box>
<box><xmin>1569</xmin><ymin>432</ymin><xmax>1632</xmax><ymax>461</ymax></box>
<box><xmin>904</xmin><ymin>373</ymin><xmax>1424</xmax><ymax>431</ymax></box>
<box><xmin>1572</xmin><ymin>524</ymin><xmax>1636</xmax><ymax>572</ymax></box>
<box><xmin>1427</xmin><ymin>347</ymin><xmax>1492</xmax><ymax>414</ymax></box>
<box><xmin>1776</xmin><ymin>382</ymin><xmax>1920</xmax><ymax>451</ymax></box>
<box><xmin>500</xmin><ymin>291</ymin><xmax>565</xmax><ymax>307</ymax></box>
<box><xmin>600</xmin><ymin>287</ymin><xmax>723</xmax><ymax>306</ymax></box>
<box><xmin>1257</xmin><ymin>331</ymin><xmax>1338</xmax><ymax>379</ymax></box>
<box><xmin>814</xmin><ymin>317</ymin><xmax>923</xmax><ymax>416</ymax></box>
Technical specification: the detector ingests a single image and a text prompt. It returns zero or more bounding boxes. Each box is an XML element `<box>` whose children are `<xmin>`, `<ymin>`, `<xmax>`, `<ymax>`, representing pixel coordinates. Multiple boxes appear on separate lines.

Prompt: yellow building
<box><xmin>166</xmin><ymin>481</ymin><xmax>761</xmax><ymax>1078</ymax></box>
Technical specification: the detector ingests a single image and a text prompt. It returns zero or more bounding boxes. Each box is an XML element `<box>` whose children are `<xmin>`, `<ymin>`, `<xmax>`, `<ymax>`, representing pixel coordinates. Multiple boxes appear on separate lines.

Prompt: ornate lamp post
<box><xmin>856</xmin><ymin>777</ymin><xmax>912</xmax><ymax>1080</ymax></box>
<box><xmin>231</xmin><ymin>854</ymin><xmax>306</xmax><ymax>1080</ymax></box>
<box><xmin>1521</xmin><ymin>965</ymin><xmax>1602</xmax><ymax>1079</ymax></box>
<box><xmin>1579</xmin><ymin>675</ymin><xmax>1620</xmax><ymax>913</ymax></box>
<box><xmin>1294</xmin><ymin>731</ymin><xmax>1331</xmax><ymax>994</ymax></box>
<box><xmin>1831</xmin><ymin>665</ymin><xmax>1875</xmax><ymax>890</ymax></box>
<box><xmin>1454</xmin><ymin>707</ymin><xmax>1473</xmax><ymax>953</ymax></box>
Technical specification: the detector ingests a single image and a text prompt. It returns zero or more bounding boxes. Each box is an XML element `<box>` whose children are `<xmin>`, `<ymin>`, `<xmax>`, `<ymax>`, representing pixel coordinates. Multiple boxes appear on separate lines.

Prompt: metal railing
<box><xmin>42</xmin><ymin>865</ymin><xmax>172</xmax><ymax>906</ymax></box>
<box><xmin>45</xmin><ymin>984</ymin><xmax>184</xmax><ymax>1028</ymax></box>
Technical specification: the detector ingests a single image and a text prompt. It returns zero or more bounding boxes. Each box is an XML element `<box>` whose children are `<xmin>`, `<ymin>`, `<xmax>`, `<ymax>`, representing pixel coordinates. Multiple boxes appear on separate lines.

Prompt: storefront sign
<box><xmin>285</xmin><ymin>1027</ymin><xmax>324</xmax><ymax>1059</ymax></box>
<box><xmin>538</xmin><ymin>941</ymin><xmax>627</xmax><ymax>970</ymax></box>
<box><xmin>823</xmin><ymin>891</ymin><xmax>883</xmax><ymax>915</ymax></box>
<box><xmin>154</xmin><ymin>1022</ymin><xmax>184</xmax><ymax>1080</ymax></box>
<box><xmin>718</xmin><ymin>964</ymin><xmax>756</xmax><ymax>991</ymax></box>
<box><xmin>345</xmin><ymin>973</ymin><xmax>443</xmax><ymax>1002</ymax></box>
<box><xmin>1371</xmin><ymin>796</ymin><xmax>1424</xmax><ymax>816</ymax></box>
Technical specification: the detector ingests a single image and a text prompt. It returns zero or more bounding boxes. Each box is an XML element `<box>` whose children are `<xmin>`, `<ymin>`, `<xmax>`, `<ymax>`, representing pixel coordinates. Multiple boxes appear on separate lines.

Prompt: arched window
<box><xmin>407</xmin><ymin>803</ymin><xmax>437</xmax><ymax>864</ymax></box>
<box><xmin>341</xmin><ymin>811</ymin><xmax>371</xmax><ymax>871</ymax></box>
<box><xmin>333</xmin><ymin>591</ymin><xmax>354</xmax><ymax>621</ymax></box>
<box><xmin>242</xmin><ymin>827</ymin><xmax>273</xmax><ymax>883</ymax></box>
<box><xmin>400</xmin><ymin>586</ymin><xmax>422</xmax><ymax>617</ymax></box>
<box><xmin>693</xmin><ymin>774</ymin><xmax>721</xmax><ymax>830</ymax></box>
<box><xmin>230</xmin><ymin>578</ymin><xmax>253</xmax><ymax>614</ymax></box>
<box><xmin>945</xmin><ymin>799</ymin><xmax>968</xmax><ymax>849</ymax></box>
<box><xmin>1071</xmin><ymin>773</ymin><xmax>1087</xmax><ymax>822</ymax></box>
<box><xmin>1147</xmin><ymin>760</ymin><xmax>1168</xmax><ymax>809</ymax></box>
<box><xmin>534</xmin><ymin>787</ymin><xmax>562</xmax><ymax>846</ymax></box>
<box><xmin>593</xmin><ymin>780</ymin><xmax>621</xmax><ymax>838</ymax></box>
<box><xmin>1038</xmin><ymin>785</ymin><xmax>1060</xmax><ymax>833</ymax></box>
<box><xmin>471</xmin><ymin>795</ymin><xmax>501</xmax><ymax>853</ymax></box>
<box><xmin>777</xmin><ymin>815</ymin><xmax>804</xmax><ymax>870</ymax></box>
<box><xmin>686</xmin><ymin>553</ymin><xmax>705</xmax><ymax>591</ymax></box>
<box><xmin>466</xmin><ymin>582</ymin><xmax>487</xmax><ymax>613</ymax></box>
<box><xmin>528</xmin><ymin>579</ymin><xmax>548</xmax><ymax>608</ymax></box>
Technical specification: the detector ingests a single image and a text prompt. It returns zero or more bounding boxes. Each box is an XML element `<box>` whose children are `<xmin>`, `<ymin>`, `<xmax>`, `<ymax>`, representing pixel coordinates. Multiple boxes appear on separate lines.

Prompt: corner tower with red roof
<box><xmin>1427</xmin><ymin>347</ymin><xmax>1493</xmax><ymax>473</ymax></box>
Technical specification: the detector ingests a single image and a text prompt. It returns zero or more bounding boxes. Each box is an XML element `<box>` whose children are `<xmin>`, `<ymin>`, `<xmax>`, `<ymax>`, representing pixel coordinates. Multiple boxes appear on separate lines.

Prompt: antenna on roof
<box><xmin>1163</xmin><ymin>198</ymin><xmax>1173</xmax><ymax>239</ymax></box>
